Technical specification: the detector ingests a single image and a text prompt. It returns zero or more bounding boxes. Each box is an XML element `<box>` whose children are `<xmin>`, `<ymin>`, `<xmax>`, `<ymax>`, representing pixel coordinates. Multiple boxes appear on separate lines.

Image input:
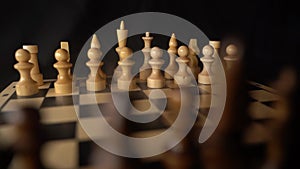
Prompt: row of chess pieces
<box><xmin>12</xmin><ymin>20</ymin><xmax>240</xmax><ymax>96</ymax></box>
<box><xmin>13</xmin><ymin>42</ymin><xmax>74</xmax><ymax>96</ymax></box>
<box><xmin>110</xmin><ymin>21</ymin><xmax>240</xmax><ymax>90</ymax></box>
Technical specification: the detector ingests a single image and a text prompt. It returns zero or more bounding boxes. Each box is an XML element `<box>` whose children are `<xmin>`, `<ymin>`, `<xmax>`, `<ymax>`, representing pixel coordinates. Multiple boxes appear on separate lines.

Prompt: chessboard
<box><xmin>0</xmin><ymin>75</ymin><xmax>282</xmax><ymax>169</ymax></box>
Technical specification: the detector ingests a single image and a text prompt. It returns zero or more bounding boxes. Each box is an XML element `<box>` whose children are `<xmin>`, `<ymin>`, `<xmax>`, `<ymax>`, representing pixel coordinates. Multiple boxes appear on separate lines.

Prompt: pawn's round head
<box><xmin>226</xmin><ymin>44</ymin><xmax>238</xmax><ymax>56</ymax></box>
<box><xmin>88</xmin><ymin>48</ymin><xmax>102</xmax><ymax>60</ymax></box>
<box><xmin>150</xmin><ymin>47</ymin><xmax>163</xmax><ymax>59</ymax></box>
<box><xmin>15</xmin><ymin>49</ymin><xmax>31</xmax><ymax>62</ymax></box>
<box><xmin>119</xmin><ymin>47</ymin><xmax>133</xmax><ymax>60</ymax></box>
<box><xmin>178</xmin><ymin>45</ymin><xmax>189</xmax><ymax>58</ymax></box>
<box><xmin>55</xmin><ymin>49</ymin><xmax>69</xmax><ymax>62</ymax></box>
<box><xmin>202</xmin><ymin>45</ymin><xmax>214</xmax><ymax>56</ymax></box>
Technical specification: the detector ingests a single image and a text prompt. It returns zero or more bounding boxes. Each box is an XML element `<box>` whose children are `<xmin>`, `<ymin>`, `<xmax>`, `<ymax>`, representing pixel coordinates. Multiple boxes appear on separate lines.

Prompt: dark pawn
<box><xmin>10</xmin><ymin>107</ymin><xmax>44</xmax><ymax>169</ymax></box>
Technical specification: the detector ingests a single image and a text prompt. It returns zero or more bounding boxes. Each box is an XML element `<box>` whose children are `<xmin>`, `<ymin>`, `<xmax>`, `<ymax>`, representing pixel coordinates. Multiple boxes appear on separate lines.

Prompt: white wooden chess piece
<box><xmin>60</xmin><ymin>41</ymin><xmax>70</xmax><ymax>60</ymax></box>
<box><xmin>86</xmin><ymin>34</ymin><xmax>106</xmax><ymax>91</ymax></box>
<box><xmin>117</xmin><ymin>47</ymin><xmax>137</xmax><ymax>90</ymax></box>
<box><xmin>116</xmin><ymin>20</ymin><xmax>128</xmax><ymax>55</ymax></box>
<box><xmin>88</xmin><ymin>35</ymin><xmax>106</xmax><ymax>80</ymax></box>
<box><xmin>60</xmin><ymin>41</ymin><xmax>73</xmax><ymax>80</ymax></box>
<box><xmin>139</xmin><ymin>32</ymin><xmax>153</xmax><ymax>80</ymax></box>
<box><xmin>198</xmin><ymin>45</ymin><xmax>215</xmax><ymax>85</ymax></box>
<box><xmin>209</xmin><ymin>41</ymin><xmax>221</xmax><ymax>57</ymax></box>
<box><xmin>164</xmin><ymin>33</ymin><xmax>178</xmax><ymax>79</ymax></box>
<box><xmin>14</xmin><ymin>49</ymin><xmax>39</xmax><ymax>96</ymax></box>
<box><xmin>147</xmin><ymin>47</ymin><xmax>165</xmax><ymax>88</ymax></box>
<box><xmin>22</xmin><ymin>45</ymin><xmax>43</xmax><ymax>86</ymax></box>
<box><xmin>188</xmin><ymin>39</ymin><xmax>200</xmax><ymax>79</ymax></box>
<box><xmin>114</xmin><ymin>21</ymin><xmax>128</xmax><ymax>80</ymax></box>
<box><xmin>53</xmin><ymin>49</ymin><xmax>72</xmax><ymax>94</ymax></box>
<box><xmin>209</xmin><ymin>40</ymin><xmax>221</xmax><ymax>68</ymax></box>
<box><xmin>174</xmin><ymin>46</ymin><xmax>193</xmax><ymax>86</ymax></box>
<box><xmin>224</xmin><ymin>44</ymin><xmax>239</xmax><ymax>70</ymax></box>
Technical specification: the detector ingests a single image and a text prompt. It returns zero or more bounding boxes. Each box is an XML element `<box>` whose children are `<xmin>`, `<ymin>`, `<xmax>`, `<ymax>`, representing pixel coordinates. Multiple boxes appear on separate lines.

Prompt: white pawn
<box><xmin>147</xmin><ymin>47</ymin><xmax>165</xmax><ymax>88</ymax></box>
<box><xmin>188</xmin><ymin>39</ymin><xmax>201</xmax><ymax>79</ymax></box>
<box><xmin>86</xmin><ymin>34</ymin><xmax>106</xmax><ymax>91</ymax></box>
<box><xmin>224</xmin><ymin>44</ymin><xmax>239</xmax><ymax>70</ymax></box>
<box><xmin>117</xmin><ymin>47</ymin><xmax>136</xmax><ymax>90</ymax></box>
<box><xmin>164</xmin><ymin>33</ymin><xmax>178</xmax><ymax>79</ymax></box>
<box><xmin>14</xmin><ymin>49</ymin><xmax>39</xmax><ymax>96</ymax></box>
<box><xmin>139</xmin><ymin>32</ymin><xmax>153</xmax><ymax>80</ymax></box>
<box><xmin>174</xmin><ymin>46</ymin><xmax>193</xmax><ymax>86</ymax></box>
<box><xmin>22</xmin><ymin>45</ymin><xmax>43</xmax><ymax>86</ymax></box>
<box><xmin>198</xmin><ymin>45</ymin><xmax>215</xmax><ymax>85</ymax></box>
<box><xmin>53</xmin><ymin>49</ymin><xmax>72</xmax><ymax>94</ymax></box>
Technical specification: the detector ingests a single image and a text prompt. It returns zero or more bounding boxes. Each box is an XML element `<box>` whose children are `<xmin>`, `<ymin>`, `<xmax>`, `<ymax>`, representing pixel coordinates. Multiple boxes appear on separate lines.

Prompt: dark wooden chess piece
<box><xmin>10</xmin><ymin>107</ymin><xmax>44</xmax><ymax>169</ymax></box>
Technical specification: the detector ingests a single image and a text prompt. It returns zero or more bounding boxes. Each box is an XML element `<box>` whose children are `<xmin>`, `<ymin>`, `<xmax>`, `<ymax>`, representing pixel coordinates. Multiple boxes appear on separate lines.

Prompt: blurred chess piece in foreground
<box><xmin>199</xmin><ymin>43</ymin><xmax>248</xmax><ymax>169</ymax></box>
<box><xmin>88</xmin><ymin>146</ymin><xmax>133</xmax><ymax>169</ymax></box>
<box><xmin>262</xmin><ymin>66</ymin><xmax>297</xmax><ymax>169</ymax></box>
<box><xmin>8</xmin><ymin>107</ymin><xmax>43</xmax><ymax>169</ymax></box>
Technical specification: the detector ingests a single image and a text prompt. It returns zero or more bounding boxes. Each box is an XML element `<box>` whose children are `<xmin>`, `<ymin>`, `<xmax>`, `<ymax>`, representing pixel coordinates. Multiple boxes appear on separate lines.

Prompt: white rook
<box><xmin>22</xmin><ymin>45</ymin><xmax>43</xmax><ymax>86</ymax></box>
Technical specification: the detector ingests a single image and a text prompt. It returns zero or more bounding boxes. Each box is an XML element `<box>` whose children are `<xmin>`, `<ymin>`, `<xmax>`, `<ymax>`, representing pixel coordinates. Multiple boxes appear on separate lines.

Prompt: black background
<box><xmin>0</xmin><ymin>0</ymin><xmax>299</xmax><ymax>167</ymax></box>
<box><xmin>0</xmin><ymin>0</ymin><xmax>298</xmax><ymax>91</ymax></box>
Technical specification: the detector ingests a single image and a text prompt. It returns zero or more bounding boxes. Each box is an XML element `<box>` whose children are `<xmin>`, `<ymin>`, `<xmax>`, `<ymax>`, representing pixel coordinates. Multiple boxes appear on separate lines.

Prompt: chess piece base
<box><xmin>86</xmin><ymin>79</ymin><xmax>106</xmax><ymax>91</ymax></box>
<box><xmin>147</xmin><ymin>77</ymin><xmax>165</xmax><ymax>88</ymax></box>
<box><xmin>165</xmin><ymin>69</ymin><xmax>179</xmax><ymax>80</ymax></box>
<box><xmin>164</xmin><ymin>72</ymin><xmax>173</xmax><ymax>80</ymax></box>
<box><xmin>118</xmin><ymin>78</ymin><xmax>137</xmax><ymax>90</ymax></box>
<box><xmin>54</xmin><ymin>82</ymin><xmax>72</xmax><ymax>94</ymax></box>
<box><xmin>98</xmin><ymin>70</ymin><xmax>107</xmax><ymax>79</ymax></box>
<box><xmin>198</xmin><ymin>74</ymin><xmax>211</xmax><ymax>85</ymax></box>
<box><xmin>139</xmin><ymin>69</ymin><xmax>151</xmax><ymax>81</ymax></box>
<box><xmin>190</xmin><ymin>67</ymin><xmax>200</xmax><ymax>80</ymax></box>
<box><xmin>31</xmin><ymin>73</ymin><xmax>43</xmax><ymax>86</ymax></box>
<box><xmin>16</xmin><ymin>83</ymin><xmax>38</xmax><ymax>96</ymax></box>
<box><xmin>165</xmin><ymin>66</ymin><xmax>178</xmax><ymax>80</ymax></box>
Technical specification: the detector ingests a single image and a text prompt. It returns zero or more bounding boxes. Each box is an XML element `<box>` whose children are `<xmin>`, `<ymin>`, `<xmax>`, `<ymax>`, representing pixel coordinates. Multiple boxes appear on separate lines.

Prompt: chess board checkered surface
<box><xmin>0</xmin><ymin>78</ymin><xmax>281</xmax><ymax>169</ymax></box>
